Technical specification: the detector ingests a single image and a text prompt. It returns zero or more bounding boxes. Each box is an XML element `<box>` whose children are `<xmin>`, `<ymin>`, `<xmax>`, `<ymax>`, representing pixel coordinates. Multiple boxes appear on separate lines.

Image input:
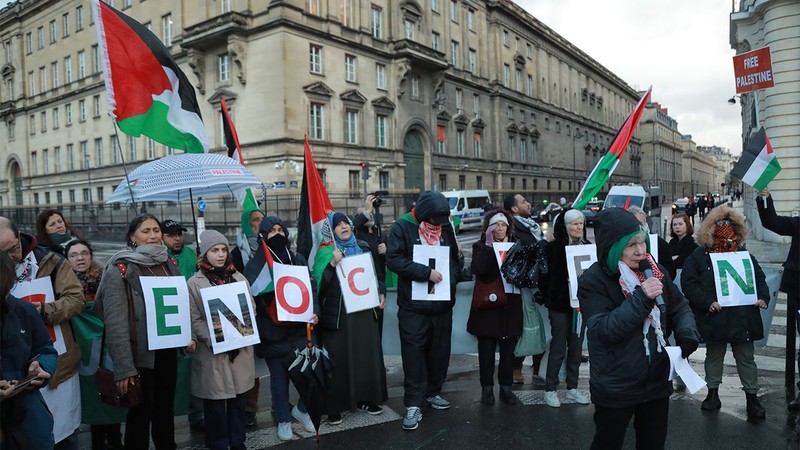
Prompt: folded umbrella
<box><xmin>287</xmin><ymin>323</ymin><xmax>333</xmax><ymax>441</ymax></box>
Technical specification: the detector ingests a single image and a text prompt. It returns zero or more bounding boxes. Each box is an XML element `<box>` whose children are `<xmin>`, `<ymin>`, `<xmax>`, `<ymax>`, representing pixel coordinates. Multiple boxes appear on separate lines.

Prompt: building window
<box><xmin>92</xmin><ymin>45</ymin><xmax>99</xmax><ymax>73</ymax></box>
<box><xmin>515</xmin><ymin>69</ymin><xmax>522</xmax><ymax>91</ymax></box>
<box><xmin>439</xmin><ymin>174</ymin><xmax>447</xmax><ymax>191</ymax></box>
<box><xmin>340</xmin><ymin>0</ymin><xmax>353</xmax><ymax>27</ymax></box>
<box><xmin>309</xmin><ymin>103</ymin><xmax>324</xmax><ymax>140</ymax></box>
<box><xmin>507</xmin><ymin>106</ymin><xmax>513</xmax><ymax>119</ymax></box>
<box><xmin>371</xmin><ymin>5</ymin><xmax>383</xmax><ymax>38</ymax></box>
<box><xmin>502</xmin><ymin>30</ymin><xmax>509</xmax><ymax>46</ymax></box>
<box><xmin>437</xmin><ymin>125</ymin><xmax>445</xmax><ymax>153</ymax></box>
<box><xmin>455</xmin><ymin>88</ymin><xmax>463</xmax><ymax>110</ymax></box>
<box><xmin>52</xmin><ymin>107</ymin><xmax>59</xmax><ymax>129</ymax></box>
<box><xmin>456</xmin><ymin>129</ymin><xmax>465</xmax><ymax>156</ymax></box>
<box><xmin>78</xmin><ymin>99</ymin><xmax>86</xmax><ymax>121</ymax></box>
<box><xmin>147</xmin><ymin>138</ymin><xmax>155</xmax><ymax>159</ymax></box>
<box><xmin>345</xmin><ymin>55</ymin><xmax>357</xmax><ymax>82</ymax></box>
<box><xmin>49</xmin><ymin>20</ymin><xmax>57</xmax><ymax>44</ymax></box>
<box><xmin>503</xmin><ymin>64</ymin><xmax>510</xmax><ymax>87</ymax></box>
<box><xmin>93</xmin><ymin>95</ymin><xmax>101</xmax><ymax>117</ymax></box>
<box><xmin>123</xmin><ymin>0</ymin><xmax>132</xmax><ymax>8</ymax></box>
<box><xmin>65</xmin><ymin>103</ymin><xmax>72</xmax><ymax>125</ymax></box>
<box><xmin>162</xmin><ymin>14</ymin><xmax>172</xmax><ymax>46</ymax></box>
<box><xmin>379</xmin><ymin>171</ymin><xmax>389</xmax><ymax>190</ymax></box>
<box><xmin>76</xmin><ymin>6</ymin><xmax>84</xmax><ymax>30</ymax></box>
<box><xmin>432</xmin><ymin>0</ymin><xmax>439</xmax><ymax>13</ymax></box>
<box><xmin>63</xmin><ymin>13</ymin><xmax>70</xmax><ymax>37</ymax></box>
<box><xmin>127</xmin><ymin>136</ymin><xmax>136</xmax><ymax>161</ymax></box>
<box><xmin>43</xmin><ymin>149</ymin><xmax>49</xmax><ymax>174</ymax></box>
<box><xmin>376</xmin><ymin>63</ymin><xmax>386</xmax><ymax>89</ymax></box>
<box><xmin>468</xmin><ymin>49</ymin><xmax>476</xmax><ymax>74</ymax></box>
<box><xmin>51</xmin><ymin>61</ymin><xmax>59</xmax><ymax>88</ymax></box>
<box><xmin>5</xmin><ymin>78</ymin><xmax>13</xmax><ymax>101</ymax></box>
<box><xmin>527</xmin><ymin>75</ymin><xmax>533</xmax><ymax>96</ymax></box>
<box><xmin>526</xmin><ymin>43</ymin><xmax>532</xmax><ymax>58</ymax></box>
<box><xmin>472</xmin><ymin>94</ymin><xmax>479</xmax><ymax>112</ymax></box>
<box><xmin>28</xmin><ymin>114</ymin><xmax>34</xmax><ymax>134</ymax></box>
<box><xmin>31</xmin><ymin>151</ymin><xmax>38</xmax><ymax>175</ymax></box>
<box><xmin>515</xmin><ymin>37</ymin><xmax>520</xmax><ymax>52</ymax></box>
<box><xmin>451</xmin><ymin>41</ymin><xmax>459</xmax><ymax>67</ymax></box>
<box><xmin>111</xmin><ymin>135</ymin><xmax>120</xmax><ymax>164</ymax></box>
<box><xmin>520</xmin><ymin>139</ymin><xmax>527</xmax><ymax>163</ymax></box>
<box><xmin>349</xmin><ymin>171</ymin><xmax>360</xmax><ymax>191</ymax></box>
<box><xmin>459</xmin><ymin>175</ymin><xmax>465</xmax><ymax>189</ymax></box>
<box><xmin>54</xmin><ymin>146</ymin><xmax>61</xmax><ymax>173</ymax></box>
<box><xmin>65</xmin><ymin>55</ymin><xmax>73</xmax><ymax>83</ymax></box>
<box><xmin>467</xmin><ymin>8</ymin><xmax>475</xmax><ymax>31</ymax></box>
<box><xmin>40</xmin><ymin>111</ymin><xmax>47</xmax><ymax>132</ymax></box>
<box><xmin>218</xmin><ymin>54</ymin><xmax>230</xmax><ymax>82</ymax></box>
<box><xmin>38</xmin><ymin>66</ymin><xmax>46</xmax><ymax>93</ymax></box>
<box><xmin>96</xmin><ymin>187</ymin><xmax>104</xmax><ymax>202</ymax></box>
<box><xmin>375</xmin><ymin>114</ymin><xmax>387</xmax><ymax>148</ymax></box>
<box><xmin>507</xmin><ymin>135</ymin><xmax>515</xmax><ymax>161</ymax></box>
<box><xmin>309</xmin><ymin>45</ymin><xmax>323</xmax><ymax>74</ymax></box>
<box><xmin>67</xmin><ymin>144</ymin><xmax>74</xmax><ymax>171</ymax></box>
<box><xmin>476</xmin><ymin>175</ymin><xmax>483</xmax><ymax>189</ymax></box>
<box><xmin>519</xmin><ymin>110</ymin><xmax>525</xmax><ymax>122</ymax></box>
<box><xmin>25</xmin><ymin>32</ymin><xmax>32</xmax><ymax>54</ymax></box>
<box><xmin>37</xmin><ymin>26</ymin><xmax>44</xmax><ymax>49</ymax></box>
<box><xmin>411</xmin><ymin>76</ymin><xmax>420</xmax><ymax>98</ymax></box>
<box><xmin>473</xmin><ymin>132</ymin><xmax>481</xmax><ymax>157</ymax></box>
<box><xmin>306</xmin><ymin>0</ymin><xmax>320</xmax><ymax>15</ymax></box>
<box><xmin>69</xmin><ymin>189</ymin><xmax>75</xmax><ymax>205</ymax></box>
<box><xmin>404</xmin><ymin>20</ymin><xmax>415</xmax><ymax>40</ymax></box>
<box><xmin>80</xmin><ymin>141</ymin><xmax>88</xmax><ymax>169</ymax></box>
<box><xmin>344</xmin><ymin>109</ymin><xmax>358</xmax><ymax>144</ymax></box>
<box><xmin>95</xmin><ymin>138</ymin><xmax>103</xmax><ymax>167</ymax></box>
<box><xmin>78</xmin><ymin>50</ymin><xmax>86</xmax><ymax>78</ymax></box>
<box><xmin>221</xmin><ymin>0</ymin><xmax>232</xmax><ymax>13</ymax></box>
<box><xmin>431</xmin><ymin>32</ymin><xmax>440</xmax><ymax>51</ymax></box>
<box><xmin>449</xmin><ymin>0</ymin><xmax>458</xmax><ymax>22</ymax></box>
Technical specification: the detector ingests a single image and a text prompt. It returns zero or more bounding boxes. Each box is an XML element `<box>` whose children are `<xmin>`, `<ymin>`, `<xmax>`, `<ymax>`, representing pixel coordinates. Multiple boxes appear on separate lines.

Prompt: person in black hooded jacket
<box><xmin>578</xmin><ymin>207</ymin><xmax>699</xmax><ymax>450</ymax></box>
<box><xmin>385</xmin><ymin>190</ymin><xmax>464</xmax><ymax>431</ymax></box>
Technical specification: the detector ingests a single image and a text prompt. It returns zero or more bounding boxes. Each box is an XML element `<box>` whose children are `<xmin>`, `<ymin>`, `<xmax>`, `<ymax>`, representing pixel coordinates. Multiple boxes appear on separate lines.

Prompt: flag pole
<box><xmin>111</xmin><ymin>122</ymin><xmax>139</xmax><ymax>211</ymax></box>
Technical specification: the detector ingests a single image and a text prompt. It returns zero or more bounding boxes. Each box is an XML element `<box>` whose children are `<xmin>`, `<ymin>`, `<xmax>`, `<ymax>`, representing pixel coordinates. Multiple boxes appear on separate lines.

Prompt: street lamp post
<box><xmin>572</xmin><ymin>131</ymin><xmax>584</xmax><ymax>199</ymax></box>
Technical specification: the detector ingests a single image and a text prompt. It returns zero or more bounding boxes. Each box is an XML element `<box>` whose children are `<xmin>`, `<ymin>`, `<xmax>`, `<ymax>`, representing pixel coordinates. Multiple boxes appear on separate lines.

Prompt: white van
<box><xmin>602</xmin><ymin>184</ymin><xmax>663</xmax><ymax>233</ymax></box>
<box><xmin>442</xmin><ymin>189</ymin><xmax>492</xmax><ymax>232</ymax></box>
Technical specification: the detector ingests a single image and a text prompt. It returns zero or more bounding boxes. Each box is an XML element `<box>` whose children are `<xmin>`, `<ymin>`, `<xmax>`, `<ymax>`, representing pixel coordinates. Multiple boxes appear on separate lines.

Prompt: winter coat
<box><xmin>352</xmin><ymin>211</ymin><xmax>387</xmax><ymax>294</ymax></box>
<box><xmin>539</xmin><ymin>209</ymin><xmax>590</xmax><ymax>314</ymax></box>
<box><xmin>756</xmin><ymin>194</ymin><xmax>799</xmax><ymax>296</ymax></box>
<box><xmin>681</xmin><ymin>246</ymin><xmax>769</xmax><ymax>343</ymax></box>
<box><xmin>187</xmin><ymin>271</ymin><xmax>255</xmax><ymax>400</ymax></box>
<box><xmin>510</xmin><ymin>215</ymin><xmax>543</xmax><ymax>246</ymax></box>
<box><xmin>316</xmin><ymin>241</ymin><xmax>383</xmax><ymax>330</ymax></box>
<box><xmin>654</xmin><ymin>236</ymin><xmax>675</xmax><ymax>280</ymax></box>
<box><xmin>95</xmin><ymin>257</ymin><xmax>183</xmax><ymax>381</ymax></box>
<box><xmin>386</xmin><ymin>191</ymin><xmax>465</xmax><ymax>315</ymax></box>
<box><xmin>0</xmin><ymin>296</ymin><xmax>58</xmax><ymax>450</ymax></box>
<box><xmin>19</xmin><ymin>233</ymin><xmax>85</xmax><ymax>388</ymax></box>
<box><xmin>466</xmin><ymin>237</ymin><xmax>522</xmax><ymax>339</ymax></box>
<box><xmin>667</xmin><ymin>235</ymin><xmax>698</xmax><ymax>275</ymax></box>
<box><xmin>578</xmin><ymin>207</ymin><xmax>698</xmax><ymax>409</ymax></box>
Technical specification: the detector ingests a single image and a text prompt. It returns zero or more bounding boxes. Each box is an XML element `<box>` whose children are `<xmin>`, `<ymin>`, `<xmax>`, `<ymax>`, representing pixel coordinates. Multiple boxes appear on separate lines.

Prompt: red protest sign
<box><xmin>733</xmin><ymin>47</ymin><xmax>774</xmax><ymax>94</ymax></box>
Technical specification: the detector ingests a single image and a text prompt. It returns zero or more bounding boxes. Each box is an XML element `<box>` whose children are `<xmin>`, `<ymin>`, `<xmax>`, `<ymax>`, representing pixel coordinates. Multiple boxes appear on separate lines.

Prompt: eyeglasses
<box><xmin>67</xmin><ymin>250</ymin><xmax>91</xmax><ymax>258</ymax></box>
<box><xmin>715</xmin><ymin>219</ymin><xmax>733</xmax><ymax>226</ymax></box>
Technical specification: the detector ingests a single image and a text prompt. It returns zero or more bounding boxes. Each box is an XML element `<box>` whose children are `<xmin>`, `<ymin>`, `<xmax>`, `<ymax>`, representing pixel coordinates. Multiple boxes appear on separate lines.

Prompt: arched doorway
<box><xmin>8</xmin><ymin>160</ymin><xmax>22</xmax><ymax>206</ymax></box>
<box><xmin>403</xmin><ymin>129</ymin><xmax>425</xmax><ymax>192</ymax></box>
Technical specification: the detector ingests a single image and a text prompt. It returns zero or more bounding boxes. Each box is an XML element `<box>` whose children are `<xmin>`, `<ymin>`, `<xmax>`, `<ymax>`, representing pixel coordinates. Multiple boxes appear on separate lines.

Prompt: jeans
<box><xmin>545</xmin><ymin>309</ymin><xmax>583</xmax><ymax>391</ymax></box>
<box><xmin>187</xmin><ymin>396</ymin><xmax>204</xmax><ymax>425</ymax></box>
<box><xmin>54</xmin><ymin>428</ymin><xmax>79</xmax><ymax>450</ymax></box>
<box><xmin>591</xmin><ymin>397</ymin><xmax>670</xmax><ymax>450</ymax></box>
<box><xmin>477</xmin><ymin>336</ymin><xmax>516</xmax><ymax>387</ymax></box>
<box><xmin>203</xmin><ymin>395</ymin><xmax>246</xmax><ymax>450</ymax></box>
<box><xmin>264</xmin><ymin>357</ymin><xmax>306</xmax><ymax>424</ymax></box>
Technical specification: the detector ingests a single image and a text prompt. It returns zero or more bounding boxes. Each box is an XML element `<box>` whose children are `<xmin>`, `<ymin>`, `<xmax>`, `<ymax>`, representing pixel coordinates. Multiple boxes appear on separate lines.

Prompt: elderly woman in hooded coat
<box><xmin>681</xmin><ymin>206</ymin><xmax>769</xmax><ymax>420</ymax></box>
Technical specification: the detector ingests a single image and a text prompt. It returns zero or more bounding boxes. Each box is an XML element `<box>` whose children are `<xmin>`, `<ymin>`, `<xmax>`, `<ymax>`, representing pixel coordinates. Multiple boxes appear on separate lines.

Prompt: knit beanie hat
<box><xmin>199</xmin><ymin>229</ymin><xmax>229</xmax><ymax>258</ymax></box>
<box><xmin>488</xmin><ymin>213</ymin><xmax>509</xmax><ymax>227</ymax></box>
<box><xmin>330</xmin><ymin>212</ymin><xmax>351</xmax><ymax>228</ymax></box>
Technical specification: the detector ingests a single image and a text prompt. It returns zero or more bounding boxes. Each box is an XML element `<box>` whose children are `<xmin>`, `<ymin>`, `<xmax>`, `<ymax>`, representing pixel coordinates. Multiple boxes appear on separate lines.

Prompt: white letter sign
<box><xmin>140</xmin><ymin>276</ymin><xmax>192</xmax><ymax>350</ymax></box>
<box><xmin>11</xmin><ymin>277</ymin><xmax>67</xmax><ymax>355</ymax></box>
<box><xmin>336</xmin><ymin>253</ymin><xmax>380</xmax><ymax>313</ymax></box>
<box><xmin>272</xmin><ymin>262</ymin><xmax>314</xmax><ymax>323</ymax></box>
<box><xmin>492</xmin><ymin>242</ymin><xmax>520</xmax><ymax>294</ymax></box>
<box><xmin>411</xmin><ymin>245</ymin><xmax>451</xmax><ymax>301</ymax></box>
<box><xmin>565</xmin><ymin>244</ymin><xmax>598</xmax><ymax>308</ymax></box>
<box><xmin>710</xmin><ymin>251</ymin><xmax>758</xmax><ymax>307</ymax></box>
<box><xmin>649</xmin><ymin>234</ymin><xmax>659</xmax><ymax>262</ymax></box>
<box><xmin>200</xmin><ymin>281</ymin><xmax>260</xmax><ymax>354</ymax></box>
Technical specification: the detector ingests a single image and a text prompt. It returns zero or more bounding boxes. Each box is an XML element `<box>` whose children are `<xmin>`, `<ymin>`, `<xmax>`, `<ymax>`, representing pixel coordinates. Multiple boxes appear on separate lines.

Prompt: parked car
<box><xmin>672</xmin><ymin>197</ymin><xmax>690</xmax><ymax>214</ymax></box>
<box><xmin>581</xmin><ymin>200</ymin><xmax>604</xmax><ymax>226</ymax></box>
<box><xmin>535</xmin><ymin>203</ymin><xmax>563</xmax><ymax>223</ymax></box>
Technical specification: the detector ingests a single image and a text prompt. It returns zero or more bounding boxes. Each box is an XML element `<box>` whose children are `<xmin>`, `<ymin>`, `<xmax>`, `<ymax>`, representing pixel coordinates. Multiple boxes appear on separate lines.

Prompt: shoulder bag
<box><xmin>471</xmin><ymin>276</ymin><xmax>508</xmax><ymax>309</ymax></box>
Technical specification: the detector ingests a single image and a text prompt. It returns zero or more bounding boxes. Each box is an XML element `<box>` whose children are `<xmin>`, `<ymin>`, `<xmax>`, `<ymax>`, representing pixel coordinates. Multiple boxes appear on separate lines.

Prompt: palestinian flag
<box><xmin>296</xmin><ymin>136</ymin><xmax>334</xmax><ymax>270</ymax></box>
<box><xmin>221</xmin><ymin>97</ymin><xmax>259</xmax><ymax>211</ymax></box>
<box><xmin>573</xmin><ymin>87</ymin><xmax>652</xmax><ymax>210</ymax></box>
<box><xmin>244</xmin><ymin>239</ymin><xmax>275</xmax><ymax>295</ymax></box>
<box><xmin>730</xmin><ymin>127</ymin><xmax>781</xmax><ymax>191</ymax></box>
<box><xmin>93</xmin><ymin>0</ymin><xmax>209</xmax><ymax>153</ymax></box>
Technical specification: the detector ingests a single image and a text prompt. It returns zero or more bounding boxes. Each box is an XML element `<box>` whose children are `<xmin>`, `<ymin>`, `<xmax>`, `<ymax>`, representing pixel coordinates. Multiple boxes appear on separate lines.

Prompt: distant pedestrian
<box><xmin>667</xmin><ymin>213</ymin><xmax>698</xmax><ymax>278</ymax></box>
<box><xmin>697</xmin><ymin>196</ymin><xmax>707</xmax><ymax>221</ymax></box>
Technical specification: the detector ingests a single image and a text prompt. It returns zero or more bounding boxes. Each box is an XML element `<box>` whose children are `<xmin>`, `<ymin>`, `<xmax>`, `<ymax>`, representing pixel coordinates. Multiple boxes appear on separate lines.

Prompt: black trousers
<box><xmin>204</xmin><ymin>395</ymin><xmax>246</xmax><ymax>450</ymax></box>
<box><xmin>398</xmin><ymin>308</ymin><xmax>452</xmax><ymax>407</ymax></box>
<box><xmin>590</xmin><ymin>397</ymin><xmax>669</xmax><ymax>450</ymax></box>
<box><xmin>124</xmin><ymin>349</ymin><xmax>178</xmax><ymax>450</ymax></box>
<box><xmin>477</xmin><ymin>336</ymin><xmax>516</xmax><ymax>387</ymax></box>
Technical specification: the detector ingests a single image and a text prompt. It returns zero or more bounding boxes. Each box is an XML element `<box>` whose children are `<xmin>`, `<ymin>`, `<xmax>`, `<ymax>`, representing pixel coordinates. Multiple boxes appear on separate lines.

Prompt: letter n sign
<box><xmin>200</xmin><ymin>281</ymin><xmax>260</xmax><ymax>354</ymax></box>
<box><xmin>710</xmin><ymin>251</ymin><xmax>758</xmax><ymax>307</ymax></box>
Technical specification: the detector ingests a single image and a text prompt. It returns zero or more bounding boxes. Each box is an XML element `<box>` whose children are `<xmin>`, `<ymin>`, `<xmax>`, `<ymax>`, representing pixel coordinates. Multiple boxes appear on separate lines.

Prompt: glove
<box><xmin>485</xmin><ymin>224</ymin><xmax>498</xmax><ymax>246</ymax></box>
<box><xmin>677</xmin><ymin>337</ymin><xmax>698</xmax><ymax>359</ymax></box>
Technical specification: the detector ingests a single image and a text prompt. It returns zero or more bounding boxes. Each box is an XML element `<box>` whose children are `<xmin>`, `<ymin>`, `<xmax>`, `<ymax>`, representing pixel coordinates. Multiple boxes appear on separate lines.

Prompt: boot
<box><xmin>746</xmin><ymin>393</ymin><xmax>766</xmax><ymax>420</ymax></box>
<box><xmin>481</xmin><ymin>386</ymin><xmax>495</xmax><ymax>405</ymax></box>
<box><xmin>499</xmin><ymin>386</ymin><xmax>517</xmax><ymax>405</ymax></box>
<box><xmin>788</xmin><ymin>396</ymin><xmax>800</xmax><ymax>412</ymax></box>
<box><xmin>701</xmin><ymin>388</ymin><xmax>721</xmax><ymax>411</ymax></box>
<box><xmin>512</xmin><ymin>369</ymin><xmax>524</xmax><ymax>385</ymax></box>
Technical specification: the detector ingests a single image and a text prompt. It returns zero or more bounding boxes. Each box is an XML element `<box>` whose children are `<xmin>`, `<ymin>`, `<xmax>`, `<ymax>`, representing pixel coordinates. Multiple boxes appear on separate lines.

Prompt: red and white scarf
<box><xmin>617</xmin><ymin>253</ymin><xmax>666</xmax><ymax>359</ymax></box>
<box><xmin>418</xmin><ymin>221</ymin><xmax>442</xmax><ymax>246</ymax></box>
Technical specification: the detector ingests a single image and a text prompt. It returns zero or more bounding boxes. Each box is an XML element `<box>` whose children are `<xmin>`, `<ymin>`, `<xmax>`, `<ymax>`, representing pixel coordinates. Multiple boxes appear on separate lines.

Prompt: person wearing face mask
<box><xmin>245</xmin><ymin>216</ymin><xmax>319</xmax><ymax>442</ymax></box>
<box><xmin>313</xmin><ymin>212</ymin><xmax>387</xmax><ymax>425</ymax></box>
<box><xmin>187</xmin><ymin>230</ymin><xmax>254</xmax><ymax>450</ymax></box>
<box><xmin>539</xmin><ymin>209</ymin><xmax>591</xmax><ymax>408</ymax></box>
<box><xmin>36</xmin><ymin>210</ymin><xmax>81</xmax><ymax>256</ymax></box>
<box><xmin>94</xmin><ymin>214</ymin><xmax>196</xmax><ymax>450</ymax></box>
<box><xmin>578</xmin><ymin>208</ymin><xmax>698</xmax><ymax>450</ymax></box>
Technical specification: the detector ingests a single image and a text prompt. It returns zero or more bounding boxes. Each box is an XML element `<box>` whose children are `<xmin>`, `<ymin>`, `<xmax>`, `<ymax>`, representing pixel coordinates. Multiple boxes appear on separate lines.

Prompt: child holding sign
<box><xmin>187</xmin><ymin>230</ymin><xmax>255</xmax><ymax>450</ymax></box>
<box><xmin>682</xmin><ymin>206</ymin><xmax>769</xmax><ymax>420</ymax></box>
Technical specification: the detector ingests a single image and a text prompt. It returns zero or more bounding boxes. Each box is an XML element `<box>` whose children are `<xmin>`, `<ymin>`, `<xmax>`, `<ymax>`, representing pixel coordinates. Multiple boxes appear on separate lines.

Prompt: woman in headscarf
<box><xmin>36</xmin><ymin>209</ymin><xmax>81</xmax><ymax>256</ymax></box>
<box><xmin>187</xmin><ymin>230</ymin><xmax>254</xmax><ymax>450</ymax></box>
<box><xmin>681</xmin><ymin>206</ymin><xmax>769</xmax><ymax>420</ymax></box>
<box><xmin>94</xmin><ymin>214</ymin><xmax>195</xmax><ymax>450</ymax></box>
<box><xmin>578</xmin><ymin>208</ymin><xmax>699</xmax><ymax>449</ymax></box>
<box><xmin>232</xmin><ymin>206</ymin><xmax>264</xmax><ymax>273</ymax></box>
<box><xmin>313</xmin><ymin>212</ymin><xmax>387</xmax><ymax>425</ymax></box>
<box><xmin>467</xmin><ymin>208</ymin><xmax>522</xmax><ymax>406</ymax></box>
<box><xmin>539</xmin><ymin>209</ymin><xmax>591</xmax><ymax>408</ymax></box>
<box><xmin>65</xmin><ymin>240</ymin><xmax>125</xmax><ymax>450</ymax></box>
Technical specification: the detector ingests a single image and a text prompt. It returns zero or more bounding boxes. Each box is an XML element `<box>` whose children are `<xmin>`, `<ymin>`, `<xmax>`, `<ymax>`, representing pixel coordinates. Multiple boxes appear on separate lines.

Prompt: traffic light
<box><xmin>360</xmin><ymin>162</ymin><xmax>371</xmax><ymax>180</ymax></box>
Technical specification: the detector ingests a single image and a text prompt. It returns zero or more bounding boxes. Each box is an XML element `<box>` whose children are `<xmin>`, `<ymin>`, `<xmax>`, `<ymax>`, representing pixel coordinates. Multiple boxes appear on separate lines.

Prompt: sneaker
<box><xmin>426</xmin><ymin>395</ymin><xmax>451</xmax><ymax>410</ymax></box>
<box><xmin>277</xmin><ymin>422</ymin><xmax>293</xmax><ymax>441</ymax></box>
<box><xmin>566</xmin><ymin>388</ymin><xmax>590</xmax><ymax>405</ymax></box>
<box><xmin>357</xmin><ymin>401</ymin><xmax>383</xmax><ymax>415</ymax></box>
<box><xmin>327</xmin><ymin>412</ymin><xmax>343</xmax><ymax>425</ymax></box>
<box><xmin>291</xmin><ymin>405</ymin><xmax>316</xmax><ymax>433</ymax></box>
<box><xmin>513</xmin><ymin>369</ymin><xmax>524</xmax><ymax>385</ymax></box>
<box><xmin>245</xmin><ymin>411</ymin><xmax>257</xmax><ymax>428</ymax></box>
<box><xmin>544</xmin><ymin>390</ymin><xmax>561</xmax><ymax>408</ymax></box>
<box><xmin>402</xmin><ymin>407</ymin><xmax>422</xmax><ymax>430</ymax></box>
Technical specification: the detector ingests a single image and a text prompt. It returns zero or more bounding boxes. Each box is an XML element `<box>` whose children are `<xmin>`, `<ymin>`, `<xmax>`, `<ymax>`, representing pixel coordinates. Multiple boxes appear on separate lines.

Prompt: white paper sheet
<box><xmin>666</xmin><ymin>346</ymin><xmax>707</xmax><ymax>394</ymax></box>
<box><xmin>411</xmin><ymin>245</ymin><xmax>451</xmax><ymax>301</ymax></box>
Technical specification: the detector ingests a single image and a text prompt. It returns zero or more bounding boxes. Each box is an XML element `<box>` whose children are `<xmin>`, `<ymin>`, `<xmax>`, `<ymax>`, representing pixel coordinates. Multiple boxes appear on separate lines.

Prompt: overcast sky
<box><xmin>1</xmin><ymin>0</ymin><xmax>743</xmax><ymax>154</ymax></box>
<box><xmin>517</xmin><ymin>0</ymin><xmax>742</xmax><ymax>155</ymax></box>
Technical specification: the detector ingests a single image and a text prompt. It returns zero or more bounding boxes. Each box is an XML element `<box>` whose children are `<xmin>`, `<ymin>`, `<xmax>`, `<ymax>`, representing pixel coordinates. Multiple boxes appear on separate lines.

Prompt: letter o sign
<box><xmin>276</xmin><ymin>276</ymin><xmax>311</xmax><ymax>314</ymax></box>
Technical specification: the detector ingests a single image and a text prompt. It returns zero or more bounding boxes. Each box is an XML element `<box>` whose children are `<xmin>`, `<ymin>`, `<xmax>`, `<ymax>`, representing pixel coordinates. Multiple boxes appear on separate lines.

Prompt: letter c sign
<box><xmin>347</xmin><ymin>267</ymin><xmax>370</xmax><ymax>296</ymax></box>
<box><xmin>276</xmin><ymin>276</ymin><xmax>311</xmax><ymax>314</ymax></box>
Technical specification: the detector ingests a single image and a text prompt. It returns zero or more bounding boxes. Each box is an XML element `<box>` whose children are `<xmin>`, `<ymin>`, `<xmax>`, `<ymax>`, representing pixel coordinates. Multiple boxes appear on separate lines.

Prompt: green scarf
<box><xmin>605</xmin><ymin>230</ymin><xmax>649</xmax><ymax>274</ymax></box>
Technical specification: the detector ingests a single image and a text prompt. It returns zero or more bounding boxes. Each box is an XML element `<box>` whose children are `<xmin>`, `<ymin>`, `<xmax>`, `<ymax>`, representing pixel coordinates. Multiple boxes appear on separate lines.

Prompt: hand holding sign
<box><xmin>11</xmin><ymin>278</ymin><xmax>67</xmax><ymax>355</ymax></box>
<box><xmin>709</xmin><ymin>252</ymin><xmax>758</xmax><ymax>307</ymax></box>
<box><xmin>411</xmin><ymin>245</ymin><xmax>450</xmax><ymax>301</ymax></box>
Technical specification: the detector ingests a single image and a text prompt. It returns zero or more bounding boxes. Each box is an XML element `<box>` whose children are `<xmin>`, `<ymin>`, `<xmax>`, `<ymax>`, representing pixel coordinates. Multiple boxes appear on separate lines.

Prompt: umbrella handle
<box><xmin>306</xmin><ymin>322</ymin><xmax>313</xmax><ymax>350</ymax></box>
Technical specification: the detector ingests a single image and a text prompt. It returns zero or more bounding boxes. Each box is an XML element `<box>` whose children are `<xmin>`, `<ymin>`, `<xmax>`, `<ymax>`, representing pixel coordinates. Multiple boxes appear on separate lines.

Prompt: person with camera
<box><xmin>352</xmin><ymin>193</ymin><xmax>388</xmax><ymax>337</ymax></box>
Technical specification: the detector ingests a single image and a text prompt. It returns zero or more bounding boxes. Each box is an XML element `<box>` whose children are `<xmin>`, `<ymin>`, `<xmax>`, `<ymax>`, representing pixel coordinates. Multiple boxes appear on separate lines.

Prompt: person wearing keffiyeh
<box><xmin>577</xmin><ymin>207</ymin><xmax>698</xmax><ymax>450</ymax></box>
<box><xmin>681</xmin><ymin>206</ymin><xmax>770</xmax><ymax>421</ymax></box>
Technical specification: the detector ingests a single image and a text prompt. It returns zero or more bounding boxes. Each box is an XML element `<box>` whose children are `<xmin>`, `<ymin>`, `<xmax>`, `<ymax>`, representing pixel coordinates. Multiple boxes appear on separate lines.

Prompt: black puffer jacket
<box><xmin>386</xmin><ymin>191</ymin><xmax>464</xmax><ymax>315</ymax></box>
<box><xmin>539</xmin><ymin>209</ymin><xmax>590</xmax><ymax>313</ymax></box>
<box><xmin>756</xmin><ymin>194</ymin><xmax>799</xmax><ymax>296</ymax></box>
<box><xmin>578</xmin><ymin>208</ymin><xmax>698</xmax><ymax>408</ymax></box>
<box><xmin>681</xmin><ymin>246</ymin><xmax>769</xmax><ymax>343</ymax></box>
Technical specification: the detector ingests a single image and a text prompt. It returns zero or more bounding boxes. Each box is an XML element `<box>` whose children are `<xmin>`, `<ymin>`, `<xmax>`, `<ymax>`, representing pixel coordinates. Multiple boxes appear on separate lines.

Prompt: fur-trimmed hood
<box><xmin>696</xmin><ymin>206</ymin><xmax>748</xmax><ymax>249</ymax></box>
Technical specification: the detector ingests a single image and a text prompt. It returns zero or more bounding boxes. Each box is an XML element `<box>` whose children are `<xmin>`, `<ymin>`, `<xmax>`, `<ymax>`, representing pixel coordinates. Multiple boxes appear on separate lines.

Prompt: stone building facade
<box><xmin>680</xmin><ymin>135</ymin><xmax>717</xmax><ymax>198</ymax></box>
<box><xmin>639</xmin><ymin>102</ymin><xmax>683</xmax><ymax>202</ymax></box>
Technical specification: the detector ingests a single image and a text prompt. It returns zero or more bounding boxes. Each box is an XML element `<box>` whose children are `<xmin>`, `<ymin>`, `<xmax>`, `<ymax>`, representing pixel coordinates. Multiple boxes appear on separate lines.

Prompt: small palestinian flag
<box><xmin>296</xmin><ymin>136</ymin><xmax>334</xmax><ymax>270</ymax></box>
<box><xmin>92</xmin><ymin>0</ymin><xmax>209</xmax><ymax>153</ymax></box>
<box><xmin>221</xmin><ymin>97</ymin><xmax>258</xmax><ymax>211</ymax></box>
<box><xmin>244</xmin><ymin>239</ymin><xmax>275</xmax><ymax>296</ymax></box>
<box><xmin>730</xmin><ymin>127</ymin><xmax>781</xmax><ymax>191</ymax></box>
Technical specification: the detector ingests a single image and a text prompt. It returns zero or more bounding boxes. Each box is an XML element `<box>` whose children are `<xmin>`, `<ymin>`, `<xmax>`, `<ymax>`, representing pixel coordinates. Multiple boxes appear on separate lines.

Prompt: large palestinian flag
<box><xmin>572</xmin><ymin>86</ymin><xmax>652</xmax><ymax>210</ymax></box>
<box><xmin>730</xmin><ymin>127</ymin><xmax>781</xmax><ymax>191</ymax></box>
<box><xmin>296</xmin><ymin>137</ymin><xmax>334</xmax><ymax>270</ymax></box>
<box><xmin>92</xmin><ymin>0</ymin><xmax>208</xmax><ymax>153</ymax></box>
